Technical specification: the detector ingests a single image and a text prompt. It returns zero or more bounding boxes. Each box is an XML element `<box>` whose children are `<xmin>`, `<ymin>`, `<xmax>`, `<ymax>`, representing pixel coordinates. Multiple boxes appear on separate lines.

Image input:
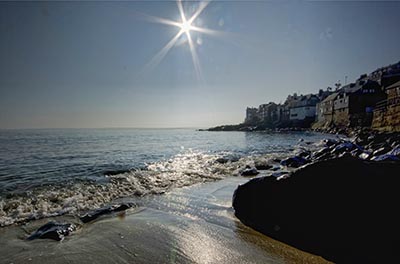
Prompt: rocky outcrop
<box><xmin>277</xmin><ymin>133</ymin><xmax>400</xmax><ymax>169</ymax></box>
<box><xmin>232</xmin><ymin>157</ymin><xmax>400</xmax><ymax>263</ymax></box>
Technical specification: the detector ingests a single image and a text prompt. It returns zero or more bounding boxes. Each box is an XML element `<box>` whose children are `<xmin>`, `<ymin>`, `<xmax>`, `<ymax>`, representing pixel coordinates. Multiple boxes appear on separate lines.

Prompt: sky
<box><xmin>1</xmin><ymin>0</ymin><xmax>399</xmax><ymax>129</ymax></box>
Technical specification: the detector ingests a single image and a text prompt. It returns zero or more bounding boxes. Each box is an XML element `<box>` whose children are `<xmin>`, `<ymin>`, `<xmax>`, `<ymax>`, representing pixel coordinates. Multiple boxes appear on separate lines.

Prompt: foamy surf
<box><xmin>0</xmin><ymin>132</ymin><xmax>334</xmax><ymax>227</ymax></box>
<box><xmin>0</xmin><ymin>150</ymin><xmax>272</xmax><ymax>226</ymax></box>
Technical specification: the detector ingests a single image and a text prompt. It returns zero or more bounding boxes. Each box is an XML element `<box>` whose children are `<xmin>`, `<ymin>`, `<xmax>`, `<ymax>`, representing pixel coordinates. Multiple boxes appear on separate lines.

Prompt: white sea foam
<box><xmin>0</xmin><ymin>140</ymin><xmax>324</xmax><ymax>227</ymax></box>
<box><xmin>0</xmin><ymin>150</ymin><xmax>271</xmax><ymax>226</ymax></box>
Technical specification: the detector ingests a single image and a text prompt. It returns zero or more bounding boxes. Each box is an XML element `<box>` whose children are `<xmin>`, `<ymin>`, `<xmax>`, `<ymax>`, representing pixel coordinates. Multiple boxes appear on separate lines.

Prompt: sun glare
<box><xmin>180</xmin><ymin>20</ymin><xmax>192</xmax><ymax>34</ymax></box>
<box><xmin>142</xmin><ymin>0</ymin><xmax>227</xmax><ymax>82</ymax></box>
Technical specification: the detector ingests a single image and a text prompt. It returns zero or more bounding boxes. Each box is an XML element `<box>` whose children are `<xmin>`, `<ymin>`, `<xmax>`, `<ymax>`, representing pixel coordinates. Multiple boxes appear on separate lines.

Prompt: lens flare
<box><xmin>140</xmin><ymin>0</ymin><xmax>227</xmax><ymax>82</ymax></box>
<box><xmin>180</xmin><ymin>20</ymin><xmax>192</xmax><ymax>34</ymax></box>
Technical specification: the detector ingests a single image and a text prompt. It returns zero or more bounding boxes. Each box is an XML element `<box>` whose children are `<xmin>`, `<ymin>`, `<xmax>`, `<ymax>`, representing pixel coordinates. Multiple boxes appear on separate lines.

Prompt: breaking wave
<box><xmin>0</xmin><ymin>133</ymin><xmax>332</xmax><ymax>228</ymax></box>
<box><xmin>0</xmin><ymin>149</ymin><xmax>282</xmax><ymax>227</ymax></box>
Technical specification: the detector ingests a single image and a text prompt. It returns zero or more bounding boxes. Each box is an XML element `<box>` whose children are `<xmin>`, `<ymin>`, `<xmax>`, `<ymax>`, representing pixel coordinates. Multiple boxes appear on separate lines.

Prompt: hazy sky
<box><xmin>1</xmin><ymin>0</ymin><xmax>399</xmax><ymax>129</ymax></box>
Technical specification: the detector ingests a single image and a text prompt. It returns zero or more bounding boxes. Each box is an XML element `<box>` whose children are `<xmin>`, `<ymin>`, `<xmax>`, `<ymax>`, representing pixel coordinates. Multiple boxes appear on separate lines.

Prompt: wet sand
<box><xmin>0</xmin><ymin>177</ymin><xmax>330</xmax><ymax>264</ymax></box>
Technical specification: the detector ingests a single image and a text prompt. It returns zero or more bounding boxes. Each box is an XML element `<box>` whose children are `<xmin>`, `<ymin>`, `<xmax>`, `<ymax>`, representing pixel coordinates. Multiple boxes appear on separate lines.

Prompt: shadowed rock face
<box><xmin>232</xmin><ymin>157</ymin><xmax>400</xmax><ymax>264</ymax></box>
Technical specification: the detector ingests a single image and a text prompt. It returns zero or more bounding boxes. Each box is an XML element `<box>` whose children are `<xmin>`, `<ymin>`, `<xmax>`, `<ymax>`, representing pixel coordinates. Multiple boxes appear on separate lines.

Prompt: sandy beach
<box><xmin>0</xmin><ymin>177</ymin><xmax>330</xmax><ymax>264</ymax></box>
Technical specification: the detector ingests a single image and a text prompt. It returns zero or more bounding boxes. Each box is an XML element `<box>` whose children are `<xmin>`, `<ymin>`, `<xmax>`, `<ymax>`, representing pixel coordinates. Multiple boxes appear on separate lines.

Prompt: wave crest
<box><xmin>0</xmin><ymin>150</ymin><xmax>255</xmax><ymax>227</ymax></box>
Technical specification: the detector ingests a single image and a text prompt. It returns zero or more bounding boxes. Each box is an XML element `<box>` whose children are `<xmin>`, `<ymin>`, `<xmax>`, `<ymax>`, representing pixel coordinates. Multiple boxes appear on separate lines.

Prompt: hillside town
<box><xmin>211</xmin><ymin>61</ymin><xmax>400</xmax><ymax>132</ymax></box>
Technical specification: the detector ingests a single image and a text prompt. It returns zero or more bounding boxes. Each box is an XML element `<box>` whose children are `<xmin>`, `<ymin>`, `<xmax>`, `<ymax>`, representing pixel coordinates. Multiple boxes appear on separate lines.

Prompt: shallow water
<box><xmin>0</xmin><ymin>177</ymin><xmax>331</xmax><ymax>264</ymax></box>
<box><xmin>0</xmin><ymin>129</ymin><xmax>339</xmax><ymax>226</ymax></box>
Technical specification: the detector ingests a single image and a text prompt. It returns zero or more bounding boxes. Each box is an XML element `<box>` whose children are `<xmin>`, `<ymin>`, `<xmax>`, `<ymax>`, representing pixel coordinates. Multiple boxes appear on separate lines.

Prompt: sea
<box><xmin>0</xmin><ymin>128</ymin><xmax>339</xmax><ymax>227</ymax></box>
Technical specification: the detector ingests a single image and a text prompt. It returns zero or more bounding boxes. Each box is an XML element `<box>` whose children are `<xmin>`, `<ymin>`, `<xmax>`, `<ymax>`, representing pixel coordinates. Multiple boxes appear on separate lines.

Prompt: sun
<box><xmin>141</xmin><ymin>0</ymin><xmax>227</xmax><ymax>81</ymax></box>
<box><xmin>180</xmin><ymin>20</ymin><xmax>192</xmax><ymax>34</ymax></box>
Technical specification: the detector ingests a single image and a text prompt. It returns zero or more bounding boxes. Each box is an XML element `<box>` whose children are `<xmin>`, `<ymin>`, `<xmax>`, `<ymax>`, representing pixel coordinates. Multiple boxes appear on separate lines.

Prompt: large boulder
<box><xmin>232</xmin><ymin>157</ymin><xmax>400</xmax><ymax>263</ymax></box>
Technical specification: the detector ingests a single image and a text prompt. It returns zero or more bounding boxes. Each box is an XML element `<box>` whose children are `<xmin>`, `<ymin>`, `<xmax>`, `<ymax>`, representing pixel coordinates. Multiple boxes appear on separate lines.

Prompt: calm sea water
<box><xmin>0</xmin><ymin>128</ymin><xmax>337</xmax><ymax>226</ymax></box>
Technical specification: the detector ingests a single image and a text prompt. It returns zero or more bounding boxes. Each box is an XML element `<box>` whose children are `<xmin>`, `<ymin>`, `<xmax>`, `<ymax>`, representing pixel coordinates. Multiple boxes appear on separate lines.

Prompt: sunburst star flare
<box><xmin>141</xmin><ymin>0</ymin><xmax>224</xmax><ymax>82</ymax></box>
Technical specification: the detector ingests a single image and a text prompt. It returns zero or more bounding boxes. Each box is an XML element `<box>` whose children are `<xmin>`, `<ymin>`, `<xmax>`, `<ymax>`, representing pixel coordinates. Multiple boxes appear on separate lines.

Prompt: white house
<box><xmin>287</xmin><ymin>94</ymin><xmax>319</xmax><ymax>121</ymax></box>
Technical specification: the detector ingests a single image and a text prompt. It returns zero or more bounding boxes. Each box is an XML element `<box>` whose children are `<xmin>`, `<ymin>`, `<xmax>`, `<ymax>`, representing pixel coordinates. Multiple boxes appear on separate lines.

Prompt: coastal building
<box><xmin>244</xmin><ymin>107</ymin><xmax>258</xmax><ymax>124</ymax></box>
<box><xmin>368</xmin><ymin>61</ymin><xmax>400</xmax><ymax>89</ymax></box>
<box><xmin>372</xmin><ymin>80</ymin><xmax>400</xmax><ymax>131</ymax></box>
<box><xmin>333</xmin><ymin>79</ymin><xmax>385</xmax><ymax>127</ymax></box>
<box><xmin>317</xmin><ymin>88</ymin><xmax>334</xmax><ymax>101</ymax></box>
<box><xmin>288</xmin><ymin>94</ymin><xmax>319</xmax><ymax>120</ymax></box>
<box><xmin>387</xmin><ymin>80</ymin><xmax>400</xmax><ymax>105</ymax></box>
<box><xmin>244</xmin><ymin>103</ymin><xmax>284</xmax><ymax>127</ymax></box>
<box><xmin>315</xmin><ymin>92</ymin><xmax>339</xmax><ymax>127</ymax></box>
<box><xmin>241</xmin><ymin>60</ymin><xmax>400</xmax><ymax>130</ymax></box>
<box><xmin>258</xmin><ymin>102</ymin><xmax>280</xmax><ymax>125</ymax></box>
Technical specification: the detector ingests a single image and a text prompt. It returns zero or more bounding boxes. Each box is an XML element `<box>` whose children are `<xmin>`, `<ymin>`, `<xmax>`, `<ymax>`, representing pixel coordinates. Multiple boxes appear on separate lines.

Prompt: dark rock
<box><xmin>270</xmin><ymin>166</ymin><xmax>280</xmax><ymax>171</ymax></box>
<box><xmin>280</xmin><ymin>156</ymin><xmax>309</xmax><ymax>168</ymax></box>
<box><xmin>215</xmin><ymin>157</ymin><xmax>229</xmax><ymax>164</ymax></box>
<box><xmin>27</xmin><ymin>221</ymin><xmax>76</xmax><ymax>241</ymax></box>
<box><xmin>240</xmin><ymin>167</ymin><xmax>259</xmax><ymax>176</ymax></box>
<box><xmin>322</xmin><ymin>138</ymin><xmax>337</xmax><ymax>147</ymax></box>
<box><xmin>370</xmin><ymin>154</ymin><xmax>400</xmax><ymax>162</ymax></box>
<box><xmin>358</xmin><ymin>152</ymin><xmax>371</xmax><ymax>160</ymax></box>
<box><xmin>232</xmin><ymin>157</ymin><xmax>400</xmax><ymax>264</ymax></box>
<box><xmin>79</xmin><ymin>202</ymin><xmax>136</xmax><ymax>223</ymax></box>
<box><xmin>271</xmin><ymin>171</ymin><xmax>289</xmax><ymax>178</ymax></box>
<box><xmin>297</xmin><ymin>150</ymin><xmax>311</xmax><ymax>159</ymax></box>
<box><xmin>215</xmin><ymin>156</ymin><xmax>240</xmax><ymax>164</ymax></box>
<box><xmin>312</xmin><ymin>147</ymin><xmax>332</xmax><ymax>160</ymax></box>
<box><xmin>372</xmin><ymin>147</ymin><xmax>391</xmax><ymax>157</ymax></box>
<box><xmin>337</xmin><ymin>151</ymin><xmax>353</xmax><ymax>158</ymax></box>
<box><xmin>254</xmin><ymin>163</ymin><xmax>273</xmax><ymax>170</ymax></box>
<box><xmin>388</xmin><ymin>145</ymin><xmax>400</xmax><ymax>157</ymax></box>
<box><xmin>349</xmin><ymin>148</ymin><xmax>363</xmax><ymax>157</ymax></box>
<box><xmin>330</xmin><ymin>142</ymin><xmax>361</xmax><ymax>155</ymax></box>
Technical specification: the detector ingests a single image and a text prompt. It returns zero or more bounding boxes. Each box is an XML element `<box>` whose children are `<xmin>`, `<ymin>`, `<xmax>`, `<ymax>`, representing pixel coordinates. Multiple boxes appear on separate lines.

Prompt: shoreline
<box><xmin>0</xmin><ymin>130</ymin><xmax>337</xmax><ymax>228</ymax></box>
<box><xmin>2</xmin><ymin>129</ymin><xmax>399</xmax><ymax>263</ymax></box>
<box><xmin>0</xmin><ymin>177</ymin><xmax>331</xmax><ymax>264</ymax></box>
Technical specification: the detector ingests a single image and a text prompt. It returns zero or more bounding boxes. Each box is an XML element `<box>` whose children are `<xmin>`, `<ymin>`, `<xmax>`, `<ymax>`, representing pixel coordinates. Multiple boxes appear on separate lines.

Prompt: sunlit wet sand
<box><xmin>0</xmin><ymin>177</ymin><xmax>330</xmax><ymax>264</ymax></box>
